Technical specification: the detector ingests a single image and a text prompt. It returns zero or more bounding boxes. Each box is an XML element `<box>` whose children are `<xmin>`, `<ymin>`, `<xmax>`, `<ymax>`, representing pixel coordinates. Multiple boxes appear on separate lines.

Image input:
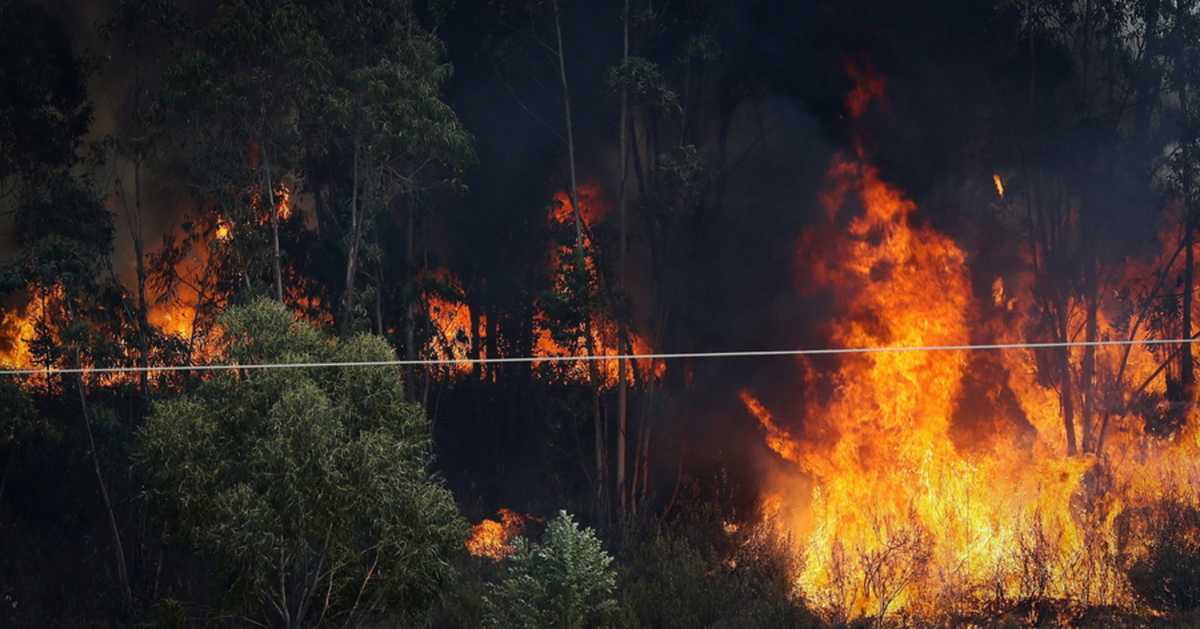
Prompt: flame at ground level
<box><xmin>739</xmin><ymin>150</ymin><xmax>1200</xmax><ymax>621</ymax></box>
<box><xmin>466</xmin><ymin>508</ymin><xmax>541</xmax><ymax>560</ymax></box>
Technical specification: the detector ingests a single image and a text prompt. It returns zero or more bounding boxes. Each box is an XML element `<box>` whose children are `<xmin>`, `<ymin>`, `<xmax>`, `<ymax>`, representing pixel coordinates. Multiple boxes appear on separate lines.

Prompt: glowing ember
<box><xmin>466</xmin><ymin>508</ymin><xmax>539</xmax><ymax>560</ymax></box>
<box><xmin>274</xmin><ymin>183</ymin><xmax>292</xmax><ymax>220</ymax></box>
<box><xmin>550</xmin><ymin>183</ymin><xmax>607</xmax><ymax>225</ymax></box>
<box><xmin>214</xmin><ymin>218</ymin><xmax>232</xmax><ymax>241</ymax></box>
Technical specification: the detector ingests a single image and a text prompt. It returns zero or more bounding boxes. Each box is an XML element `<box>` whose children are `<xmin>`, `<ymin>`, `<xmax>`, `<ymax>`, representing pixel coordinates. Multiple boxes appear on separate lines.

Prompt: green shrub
<box><xmin>617</xmin><ymin>519</ymin><xmax>821</xmax><ymax>629</ymax></box>
<box><xmin>138</xmin><ymin>298</ymin><xmax>467</xmax><ymax>627</ymax></box>
<box><xmin>483</xmin><ymin>511</ymin><xmax>619</xmax><ymax>629</ymax></box>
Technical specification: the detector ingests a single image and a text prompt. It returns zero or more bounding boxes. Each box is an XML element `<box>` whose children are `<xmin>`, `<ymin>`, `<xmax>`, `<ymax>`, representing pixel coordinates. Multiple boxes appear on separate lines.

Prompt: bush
<box><xmin>617</xmin><ymin>517</ymin><xmax>820</xmax><ymax>629</ymax></box>
<box><xmin>483</xmin><ymin>511</ymin><xmax>619</xmax><ymax>629</ymax></box>
<box><xmin>138</xmin><ymin>298</ymin><xmax>467</xmax><ymax>627</ymax></box>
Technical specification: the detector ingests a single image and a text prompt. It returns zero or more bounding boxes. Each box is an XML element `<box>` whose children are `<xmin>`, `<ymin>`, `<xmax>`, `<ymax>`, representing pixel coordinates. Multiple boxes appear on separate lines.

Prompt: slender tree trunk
<box><xmin>1059</xmin><ymin>307</ymin><xmax>1078</xmax><ymax>455</ymax></box>
<box><xmin>615</xmin><ymin>0</ymin><xmax>631</xmax><ymax>521</ymax></box>
<box><xmin>469</xmin><ymin>296</ymin><xmax>482</xmax><ymax>378</ymax></box>
<box><xmin>1081</xmin><ymin>254</ymin><xmax>1098</xmax><ymax>452</ymax></box>
<box><xmin>553</xmin><ymin>0</ymin><xmax>607</xmax><ymax>514</ymax></box>
<box><xmin>553</xmin><ymin>1</ymin><xmax>585</xmax><ymax>253</ymax></box>
<box><xmin>76</xmin><ymin>365</ymin><xmax>133</xmax><ymax>610</ymax></box>
<box><xmin>373</xmin><ymin>273</ymin><xmax>384</xmax><ymax>336</ymax></box>
<box><xmin>485</xmin><ymin>303</ymin><xmax>499</xmax><ymax>384</ymax></box>
<box><xmin>1181</xmin><ymin>118</ymin><xmax>1195</xmax><ymax>395</ymax></box>
<box><xmin>405</xmin><ymin>197</ymin><xmax>419</xmax><ymax>400</ymax></box>
<box><xmin>1097</xmin><ymin>240</ymin><xmax>1186</xmax><ymax>455</ymax></box>
<box><xmin>1175</xmin><ymin>0</ymin><xmax>1196</xmax><ymax>398</ymax></box>
<box><xmin>132</xmin><ymin>156</ymin><xmax>150</xmax><ymax>398</ymax></box>
<box><xmin>341</xmin><ymin>140</ymin><xmax>362</xmax><ymax>337</ymax></box>
<box><xmin>264</xmin><ymin>139</ymin><xmax>284</xmax><ymax>302</ymax></box>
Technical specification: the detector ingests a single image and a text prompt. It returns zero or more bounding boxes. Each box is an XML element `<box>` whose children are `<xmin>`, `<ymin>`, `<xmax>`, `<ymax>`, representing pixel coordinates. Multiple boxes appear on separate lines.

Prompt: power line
<box><xmin>0</xmin><ymin>337</ymin><xmax>1196</xmax><ymax>377</ymax></box>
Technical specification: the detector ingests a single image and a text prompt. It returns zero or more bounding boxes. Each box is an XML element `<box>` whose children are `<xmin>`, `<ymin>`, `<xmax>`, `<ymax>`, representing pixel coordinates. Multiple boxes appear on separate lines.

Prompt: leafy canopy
<box><xmin>137</xmin><ymin>298</ymin><xmax>466</xmax><ymax>626</ymax></box>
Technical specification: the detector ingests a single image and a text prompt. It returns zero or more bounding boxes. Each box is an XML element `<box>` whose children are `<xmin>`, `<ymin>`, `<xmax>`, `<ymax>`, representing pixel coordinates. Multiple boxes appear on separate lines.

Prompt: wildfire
<box><xmin>844</xmin><ymin>59</ymin><xmax>885</xmax><ymax>119</ymax></box>
<box><xmin>739</xmin><ymin>62</ymin><xmax>1200</xmax><ymax>621</ymax></box>
<box><xmin>537</xmin><ymin>183</ymin><xmax>665</xmax><ymax>385</ymax></box>
<box><xmin>274</xmin><ymin>183</ymin><xmax>292</xmax><ymax>220</ymax></box>
<box><xmin>423</xmin><ymin>272</ymin><xmax>482</xmax><ymax>376</ymax></box>
<box><xmin>0</xmin><ymin>288</ymin><xmax>53</xmax><ymax>369</ymax></box>
<box><xmin>993</xmin><ymin>173</ymin><xmax>1005</xmax><ymax>198</ymax></box>
<box><xmin>417</xmin><ymin>184</ymin><xmax>665</xmax><ymax>386</ymax></box>
<box><xmin>550</xmin><ymin>184</ymin><xmax>608</xmax><ymax>225</ymax></box>
<box><xmin>466</xmin><ymin>508</ymin><xmax>540</xmax><ymax>560</ymax></box>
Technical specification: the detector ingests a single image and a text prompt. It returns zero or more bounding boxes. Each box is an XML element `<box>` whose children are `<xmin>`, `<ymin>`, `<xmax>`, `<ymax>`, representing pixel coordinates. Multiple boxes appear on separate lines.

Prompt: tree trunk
<box><xmin>132</xmin><ymin>156</ymin><xmax>151</xmax><ymax>398</ymax></box>
<box><xmin>553</xmin><ymin>0</ymin><xmax>607</xmax><ymax>515</ymax></box>
<box><xmin>1081</xmin><ymin>255</ymin><xmax>1098</xmax><ymax>452</ymax></box>
<box><xmin>341</xmin><ymin>140</ymin><xmax>362</xmax><ymax>337</ymax></box>
<box><xmin>264</xmin><ymin>140</ymin><xmax>284</xmax><ymax>302</ymax></box>
<box><xmin>469</xmin><ymin>295</ymin><xmax>482</xmax><ymax>378</ymax></box>
<box><xmin>405</xmin><ymin>196</ymin><xmax>419</xmax><ymax>400</ymax></box>
<box><xmin>76</xmin><ymin>367</ymin><xmax>133</xmax><ymax>610</ymax></box>
<box><xmin>373</xmin><ymin>272</ymin><xmax>384</xmax><ymax>336</ymax></box>
<box><xmin>615</xmin><ymin>0</ymin><xmax>631</xmax><ymax>522</ymax></box>
<box><xmin>486</xmin><ymin>302</ymin><xmax>499</xmax><ymax>384</ymax></box>
<box><xmin>1174</xmin><ymin>0</ymin><xmax>1196</xmax><ymax>401</ymax></box>
<box><xmin>1181</xmin><ymin>120</ymin><xmax>1195</xmax><ymax>395</ymax></box>
<box><xmin>1059</xmin><ymin>308</ymin><xmax>1078</xmax><ymax>455</ymax></box>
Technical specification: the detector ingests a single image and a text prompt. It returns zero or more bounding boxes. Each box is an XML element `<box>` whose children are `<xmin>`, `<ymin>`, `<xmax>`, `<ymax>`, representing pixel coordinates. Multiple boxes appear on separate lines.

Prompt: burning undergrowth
<box><xmin>735</xmin><ymin>63</ymin><xmax>1200</xmax><ymax>624</ymax></box>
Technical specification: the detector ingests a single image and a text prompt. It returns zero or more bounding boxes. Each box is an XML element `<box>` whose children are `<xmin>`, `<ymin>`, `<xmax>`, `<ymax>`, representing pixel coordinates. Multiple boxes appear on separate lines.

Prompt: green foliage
<box><xmin>0</xmin><ymin>379</ymin><xmax>39</xmax><ymax>451</ymax></box>
<box><xmin>137</xmin><ymin>298</ymin><xmax>467</xmax><ymax>627</ymax></box>
<box><xmin>483</xmin><ymin>510</ymin><xmax>619</xmax><ymax>629</ymax></box>
<box><xmin>0</xmin><ymin>1</ymin><xmax>92</xmax><ymax>186</ymax></box>
<box><xmin>0</xmin><ymin>174</ymin><xmax>134</xmax><ymax>372</ymax></box>
<box><xmin>7</xmin><ymin>174</ymin><xmax>114</xmax><ymax>289</ymax></box>
<box><xmin>607</xmin><ymin>57</ymin><xmax>680</xmax><ymax>115</ymax></box>
<box><xmin>617</xmin><ymin>517</ymin><xmax>819</xmax><ymax>629</ymax></box>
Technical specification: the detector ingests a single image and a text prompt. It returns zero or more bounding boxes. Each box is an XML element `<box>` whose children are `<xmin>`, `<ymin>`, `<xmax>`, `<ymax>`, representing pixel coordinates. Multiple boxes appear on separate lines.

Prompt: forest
<box><xmin>5</xmin><ymin>0</ymin><xmax>1200</xmax><ymax>627</ymax></box>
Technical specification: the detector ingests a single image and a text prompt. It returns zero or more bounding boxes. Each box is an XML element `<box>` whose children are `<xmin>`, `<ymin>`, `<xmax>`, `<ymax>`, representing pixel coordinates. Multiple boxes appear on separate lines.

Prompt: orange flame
<box><xmin>845</xmin><ymin>59</ymin><xmax>885</xmax><ymax>120</ymax></box>
<box><xmin>740</xmin><ymin>64</ymin><xmax>1200</xmax><ymax>621</ymax></box>
<box><xmin>424</xmin><ymin>281</ymin><xmax>482</xmax><ymax>377</ymax></box>
<box><xmin>550</xmin><ymin>184</ymin><xmax>607</xmax><ymax>226</ymax></box>
<box><xmin>466</xmin><ymin>508</ymin><xmax>540</xmax><ymax>560</ymax></box>
<box><xmin>214</xmin><ymin>219</ymin><xmax>232</xmax><ymax>241</ymax></box>
<box><xmin>0</xmin><ymin>287</ymin><xmax>57</xmax><ymax>369</ymax></box>
<box><xmin>275</xmin><ymin>183</ymin><xmax>292</xmax><ymax>220</ymax></box>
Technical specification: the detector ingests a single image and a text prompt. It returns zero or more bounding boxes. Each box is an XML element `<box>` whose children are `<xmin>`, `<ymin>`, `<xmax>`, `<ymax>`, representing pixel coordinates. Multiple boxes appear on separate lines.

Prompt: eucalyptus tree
<box><xmin>0</xmin><ymin>0</ymin><xmax>92</xmax><ymax>197</ymax></box>
<box><xmin>298</xmin><ymin>0</ymin><xmax>473</xmax><ymax>341</ymax></box>
<box><xmin>158</xmin><ymin>0</ymin><xmax>320</xmax><ymax>303</ymax></box>
<box><xmin>0</xmin><ymin>175</ymin><xmax>136</xmax><ymax>611</ymax></box>
<box><xmin>138</xmin><ymin>298</ymin><xmax>467</xmax><ymax>627</ymax></box>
